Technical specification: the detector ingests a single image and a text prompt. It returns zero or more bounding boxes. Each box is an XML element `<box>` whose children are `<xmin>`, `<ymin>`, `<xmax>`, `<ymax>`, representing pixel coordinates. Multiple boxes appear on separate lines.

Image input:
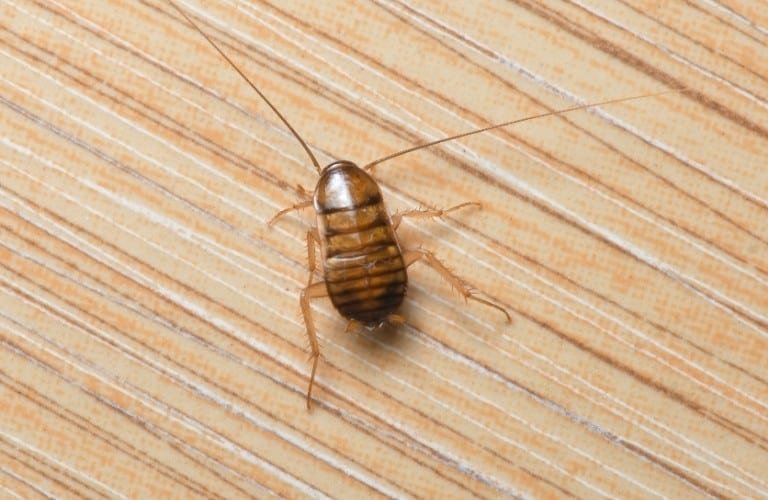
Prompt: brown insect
<box><xmin>167</xmin><ymin>1</ymin><xmax>681</xmax><ymax>409</ymax></box>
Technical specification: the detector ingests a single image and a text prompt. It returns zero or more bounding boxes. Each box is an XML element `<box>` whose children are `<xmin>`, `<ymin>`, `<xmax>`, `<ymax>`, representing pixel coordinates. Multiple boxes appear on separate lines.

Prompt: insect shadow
<box><xmin>167</xmin><ymin>0</ymin><xmax>682</xmax><ymax>409</ymax></box>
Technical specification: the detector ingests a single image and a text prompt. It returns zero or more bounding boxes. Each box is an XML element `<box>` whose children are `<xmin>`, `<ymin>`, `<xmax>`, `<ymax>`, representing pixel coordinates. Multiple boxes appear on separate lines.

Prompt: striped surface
<box><xmin>1</xmin><ymin>0</ymin><xmax>767</xmax><ymax>498</ymax></box>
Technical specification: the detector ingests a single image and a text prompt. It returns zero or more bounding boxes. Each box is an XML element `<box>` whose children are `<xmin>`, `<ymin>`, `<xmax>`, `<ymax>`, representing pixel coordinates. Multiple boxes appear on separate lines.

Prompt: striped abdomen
<box><xmin>314</xmin><ymin>161</ymin><xmax>406</xmax><ymax>326</ymax></box>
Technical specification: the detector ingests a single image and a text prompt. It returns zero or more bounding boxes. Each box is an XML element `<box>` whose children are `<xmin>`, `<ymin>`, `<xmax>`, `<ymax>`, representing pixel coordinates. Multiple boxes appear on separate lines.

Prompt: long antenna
<box><xmin>363</xmin><ymin>88</ymin><xmax>685</xmax><ymax>171</ymax></box>
<box><xmin>166</xmin><ymin>0</ymin><xmax>322</xmax><ymax>173</ymax></box>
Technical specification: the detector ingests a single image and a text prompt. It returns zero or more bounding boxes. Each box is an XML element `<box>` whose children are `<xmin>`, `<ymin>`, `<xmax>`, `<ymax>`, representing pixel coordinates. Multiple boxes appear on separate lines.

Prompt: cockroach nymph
<box><xmin>167</xmin><ymin>0</ymin><xmax>681</xmax><ymax>409</ymax></box>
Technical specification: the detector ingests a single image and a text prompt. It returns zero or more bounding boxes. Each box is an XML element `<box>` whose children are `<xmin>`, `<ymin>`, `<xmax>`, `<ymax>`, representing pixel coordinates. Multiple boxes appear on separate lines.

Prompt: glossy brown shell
<box><xmin>314</xmin><ymin>161</ymin><xmax>406</xmax><ymax>325</ymax></box>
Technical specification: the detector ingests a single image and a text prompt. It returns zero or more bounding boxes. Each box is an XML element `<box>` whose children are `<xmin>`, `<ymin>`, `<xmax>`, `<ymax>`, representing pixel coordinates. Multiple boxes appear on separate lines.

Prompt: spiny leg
<box><xmin>268</xmin><ymin>199</ymin><xmax>312</xmax><ymax>226</ymax></box>
<box><xmin>268</xmin><ymin>185</ymin><xmax>312</xmax><ymax>226</ymax></box>
<box><xmin>386</xmin><ymin>313</ymin><xmax>406</xmax><ymax>326</ymax></box>
<box><xmin>345</xmin><ymin>319</ymin><xmax>363</xmax><ymax>334</ymax></box>
<box><xmin>301</xmin><ymin>281</ymin><xmax>328</xmax><ymax>410</ymax></box>
<box><xmin>392</xmin><ymin>202</ymin><xmax>481</xmax><ymax>230</ymax></box>
<box><xmin>403</xmin><ymin>248</ymin><xmax>511</xmax><ymax>323</ymax></box>
<box><xmin>302</xmin><ymin>228</ymin><xmax>327</xmax><ymax>409</ymax></box>
<box><xmin>306</xmin><ymin>228</ymin><xmax>321</xmax><ymax>282</ymax></box>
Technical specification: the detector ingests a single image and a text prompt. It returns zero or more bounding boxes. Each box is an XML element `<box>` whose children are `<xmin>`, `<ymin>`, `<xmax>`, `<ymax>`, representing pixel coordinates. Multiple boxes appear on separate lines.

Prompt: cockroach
<box><xmin>167</xmin><ymin>1</ymin><xmax>682</xmax><ymax>409</ymax></box>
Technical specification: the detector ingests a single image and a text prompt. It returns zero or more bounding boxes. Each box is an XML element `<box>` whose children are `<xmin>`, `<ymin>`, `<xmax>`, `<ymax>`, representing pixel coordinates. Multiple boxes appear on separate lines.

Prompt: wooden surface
<box><xmin>1</xmin><ymin>0</ymin><xmax>767</xmax><ymax>498</ymax></box>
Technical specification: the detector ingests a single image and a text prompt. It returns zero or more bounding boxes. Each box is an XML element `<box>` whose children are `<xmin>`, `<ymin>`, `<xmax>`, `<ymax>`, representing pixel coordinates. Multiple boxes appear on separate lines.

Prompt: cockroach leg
<box><xmin>392</xmin><ymin>202</ymin><xmax>481</xmax><ymax>230</ymax></box>
<box><xmin>386</xmin><ymin>313</ymin><xmax>406</xmax><ymax>326</ymax></box>
<box><xmin>302</xmin><ymin>228</ymin><xmax>327</xmax><ymax>409</ymax></box>
<box><xmin>301</xmin><ymin>281</ymin><xmax>328</xmax><ymax>410</ymax></box>
<box><xmin>306</xmin><ymin>228</ymin><xmax>321</xmax><ymax>282</ymax></box>
<box><xmin>403</xmin><ymin>248</ymin><xmax>511</xmax><ymax>323</ymax></box>
<box><xmin>345</xmin><ymin>319</ymin><xmax>363</xmax><ymax>333</ymax></box>
<box><xmin>268</xmin><ymin>199</ymin><xmax>313</xmax><ymax>227</ymax></box>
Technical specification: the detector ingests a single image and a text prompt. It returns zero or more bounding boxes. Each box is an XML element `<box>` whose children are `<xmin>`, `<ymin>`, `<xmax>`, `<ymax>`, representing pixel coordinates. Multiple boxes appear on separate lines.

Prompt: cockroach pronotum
<box><xmin>167</xmin><ymin>1</ymin><xmax>682</xmax><ymax>409</ymax></box>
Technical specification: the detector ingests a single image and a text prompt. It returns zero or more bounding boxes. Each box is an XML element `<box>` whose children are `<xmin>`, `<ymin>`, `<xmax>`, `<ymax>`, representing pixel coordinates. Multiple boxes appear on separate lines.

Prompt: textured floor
<box><xmin>1</xmin><ymin>0</ymin><xmax>767</xmax><ymax>497</ymax></box>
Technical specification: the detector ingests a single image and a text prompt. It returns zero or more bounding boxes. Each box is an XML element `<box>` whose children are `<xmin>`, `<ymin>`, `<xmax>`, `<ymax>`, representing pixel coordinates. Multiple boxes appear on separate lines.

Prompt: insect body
<box><xmin>294</xmin><ymin>159</ymin><xmax>502</xmax><ymax>407</ymax></box>
<box><xmin>315</xmin><ymin>161</ymin><xmax>406</xmax><ymax>326</ymax></box>
<box><xmin>167</xmin><ymin>0</ymin><xmax>681</xmax><ymax>409</ymax></box>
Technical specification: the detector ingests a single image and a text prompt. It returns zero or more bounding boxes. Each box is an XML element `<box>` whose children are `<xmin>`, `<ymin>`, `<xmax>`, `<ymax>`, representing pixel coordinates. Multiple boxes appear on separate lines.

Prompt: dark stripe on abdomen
<box><xmin>316</xmin><ymin>193</ymin><xmax>382</xmax><ymax>214</ymax></box>
<box><xmin>324</xmin><ymin>241</ymin><xmax>407</xmax><ymax>324</ymax></box>
<box><xmin>336</xmin><ymin>287</ymin><xmax>406</xmax><ymax>323</ymax></box>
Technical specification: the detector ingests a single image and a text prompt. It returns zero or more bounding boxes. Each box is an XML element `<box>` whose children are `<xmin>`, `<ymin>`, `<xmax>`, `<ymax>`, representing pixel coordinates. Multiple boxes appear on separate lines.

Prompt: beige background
<box><xmin>1</xmin><ymin>0</ymin><xmax>767</xmax><ymax>498</ymax></box>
